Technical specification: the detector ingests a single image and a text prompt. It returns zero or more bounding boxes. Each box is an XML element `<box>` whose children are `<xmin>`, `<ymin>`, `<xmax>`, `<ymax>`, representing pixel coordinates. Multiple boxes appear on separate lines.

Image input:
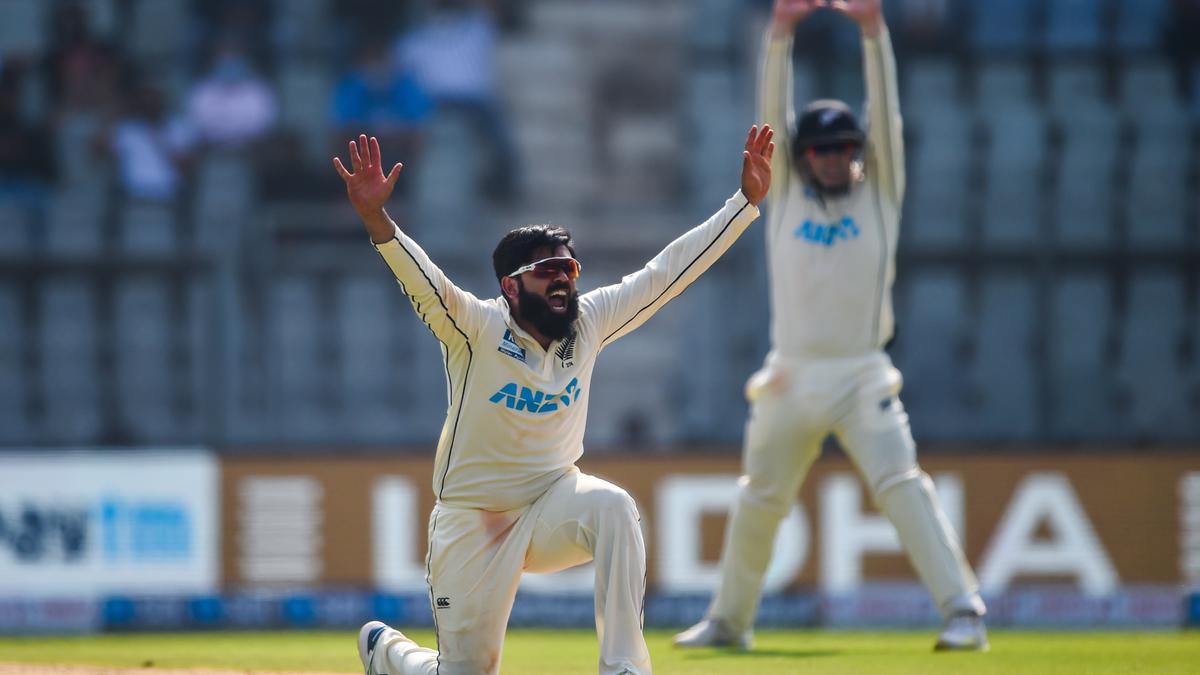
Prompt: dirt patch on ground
<box><xmin>0</xmin><ymin>666</ymin><xmax>352</xmax><ymax>675</ymax></box>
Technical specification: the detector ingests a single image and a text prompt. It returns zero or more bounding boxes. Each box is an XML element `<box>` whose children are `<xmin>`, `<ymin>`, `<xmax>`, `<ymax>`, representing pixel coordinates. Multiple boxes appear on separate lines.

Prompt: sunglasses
<box><xmin>507</xmin><ymin>256</ymin><xmax>582</xmax><ymax>280</ymax></box>
<box><xmin>807</xmin><ymin>142</ymin><xmax>860</xmax><ymax>157</ymax></box>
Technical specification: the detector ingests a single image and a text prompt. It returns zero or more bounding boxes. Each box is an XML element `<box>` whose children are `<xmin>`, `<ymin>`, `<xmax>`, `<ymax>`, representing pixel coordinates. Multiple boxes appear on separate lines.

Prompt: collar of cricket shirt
<box><xmin>497</xmin><ymin>296</ymin><xmax>540</xmax><ymax>345</ymax></box>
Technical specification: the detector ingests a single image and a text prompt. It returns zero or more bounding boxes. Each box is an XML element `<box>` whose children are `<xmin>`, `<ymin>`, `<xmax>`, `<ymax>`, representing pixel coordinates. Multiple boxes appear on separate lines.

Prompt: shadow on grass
<box><xmin>680</xmin><ymin>648</ymin><xmax>842</xmax><ymax>660</ymax></box>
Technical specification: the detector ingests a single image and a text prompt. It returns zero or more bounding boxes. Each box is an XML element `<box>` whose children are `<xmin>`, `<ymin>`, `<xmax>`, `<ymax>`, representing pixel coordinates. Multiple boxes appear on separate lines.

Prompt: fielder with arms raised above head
<box><xmin>334</xmin><ymin>125</ymin><xmax>774</xmax><ymax>674</ymax></box>
<box><xmin>673</xmin><ymin>0</ymin><xmax>988</xmax><ymax>652</ymax></box>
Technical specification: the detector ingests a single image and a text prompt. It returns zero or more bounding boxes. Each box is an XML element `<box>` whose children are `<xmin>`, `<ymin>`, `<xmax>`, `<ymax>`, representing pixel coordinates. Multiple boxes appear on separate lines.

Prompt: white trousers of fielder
<box><xmin>377</xmin><ymin>469</ymin><xmax>650</xmax><ymax>675</ymax></box>
<box><xmin>708</xmin><ymin>351</ymin><xmax>986</xmax><ymax>633</ymax></box>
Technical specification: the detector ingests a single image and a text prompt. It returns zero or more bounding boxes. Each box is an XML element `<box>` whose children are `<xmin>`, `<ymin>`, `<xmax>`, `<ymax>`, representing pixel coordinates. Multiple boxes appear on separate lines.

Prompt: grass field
<box><xmin>2</xmin><ymin>629</ymin><xmax>1200</xmax><ymax>674</ymax></box>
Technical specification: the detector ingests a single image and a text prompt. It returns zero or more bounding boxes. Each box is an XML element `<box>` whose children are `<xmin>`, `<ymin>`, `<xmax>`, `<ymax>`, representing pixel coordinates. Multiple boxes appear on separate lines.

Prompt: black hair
<box><xmin>491</xmin><ymin>225</ymin><xmax>576</xmax><ymax>284</ymax></box>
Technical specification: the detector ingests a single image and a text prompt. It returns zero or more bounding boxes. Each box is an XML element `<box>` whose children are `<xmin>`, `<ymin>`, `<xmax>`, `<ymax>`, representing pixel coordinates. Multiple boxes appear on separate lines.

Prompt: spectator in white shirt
<box><xmin>106</xmin><ymin>84</ymin><xmax>193</xmax><ymax>202</ymax></box>
<box><xmin>186</xmin><ymin>42</ymin><xmax>278</xmax><ymax>149</ymax></box>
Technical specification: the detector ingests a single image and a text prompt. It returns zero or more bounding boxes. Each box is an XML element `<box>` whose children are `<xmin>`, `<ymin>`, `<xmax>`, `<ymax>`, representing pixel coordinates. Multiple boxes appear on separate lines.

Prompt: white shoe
<box><xmin>672</xmin><ymin>618</ymin><xmax>752</xmax><ymax>650</ymax></box>
<box><xmin>358</xmin><ymin>620</ymin><xmax>414</xmax><ymax>674</ymax></box>
<box><xmin>934</xmin><ymin>612</ymin><xmax>989</xmax><ymax>652</ymax></box>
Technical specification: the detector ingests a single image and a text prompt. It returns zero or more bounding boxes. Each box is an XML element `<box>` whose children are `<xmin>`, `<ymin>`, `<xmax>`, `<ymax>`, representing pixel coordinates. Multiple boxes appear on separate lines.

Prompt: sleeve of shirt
<box><xmin>372</xmin><ymin>223</ymin><xmax>486</xmax><ymax>347</ymax></box>
<box><xmin>581</xmin><ymin>191</ymin><xmax>760</xmax><ymax>348</ymax></box>
<box><xmin>862</xmin><ymin>26</ymin><xmax>905</xmax><ymax>204</ymax></box>
<box><xmin>759</xmin><ymin>30</ymin><xmax>795</xmax><ymax>206</ymax></box>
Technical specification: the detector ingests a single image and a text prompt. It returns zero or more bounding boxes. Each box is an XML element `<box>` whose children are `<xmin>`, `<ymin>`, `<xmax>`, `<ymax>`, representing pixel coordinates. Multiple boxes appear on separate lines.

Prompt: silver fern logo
<box><xmin>555</xmin><ymin>335</ymin><xmax>576</xmax><ymax>368</ymax></box>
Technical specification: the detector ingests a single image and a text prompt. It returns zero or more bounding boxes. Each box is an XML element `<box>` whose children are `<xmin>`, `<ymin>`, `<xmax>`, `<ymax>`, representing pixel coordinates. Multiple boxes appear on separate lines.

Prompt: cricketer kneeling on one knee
<box><xmin>335</xmin><ymin>123</ymin><xmax>776</xmax><ymax>673</ymax></box>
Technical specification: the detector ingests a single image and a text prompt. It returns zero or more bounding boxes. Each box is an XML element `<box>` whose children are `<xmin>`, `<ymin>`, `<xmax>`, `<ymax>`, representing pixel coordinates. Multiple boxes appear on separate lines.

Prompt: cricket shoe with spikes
<box><xmin>672</xmin><ymin>617</ymin><xmax>752</xmax><ymax>651</ymax></box>
<box><xmin>934</xmin><ymin>611</ymin><xmax>989</xmax><ymax>652</ymax></box>
<box><xmin>358</xmin><ymin>620</ymin><xmax>416</xmax><ymax>674</ymax></box>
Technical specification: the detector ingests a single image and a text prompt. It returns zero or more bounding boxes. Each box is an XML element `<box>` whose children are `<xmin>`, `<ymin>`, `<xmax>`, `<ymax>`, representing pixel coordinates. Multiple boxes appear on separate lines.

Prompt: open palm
<box><xmin>741</xmin><ymin>125</ymin><xmax>775</xmax><ymax>206</ymax></box>
<box><xmin>828</xmin><ymin>0</ymin><xmax>882</xmax><ymax>26</ymax></box>
<box><xmin>333</xmin><ymin>134</ymin><xmax>404</xmax><ymax>223</ymax></box>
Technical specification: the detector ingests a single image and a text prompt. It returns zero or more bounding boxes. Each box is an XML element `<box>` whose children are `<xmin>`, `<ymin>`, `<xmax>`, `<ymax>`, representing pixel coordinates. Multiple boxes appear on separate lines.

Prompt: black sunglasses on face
<box><xmin>807</xmin><ymin>142</ymin><xmax>860</xmax><ymax>157</ymax></box>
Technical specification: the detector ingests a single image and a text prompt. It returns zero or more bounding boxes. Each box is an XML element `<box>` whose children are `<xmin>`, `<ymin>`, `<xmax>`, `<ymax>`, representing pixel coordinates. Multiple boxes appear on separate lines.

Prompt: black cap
<box><xmin>792</xmin><ymin>99</ymin><xmax>865</xmax><ymax>149</ymax></box>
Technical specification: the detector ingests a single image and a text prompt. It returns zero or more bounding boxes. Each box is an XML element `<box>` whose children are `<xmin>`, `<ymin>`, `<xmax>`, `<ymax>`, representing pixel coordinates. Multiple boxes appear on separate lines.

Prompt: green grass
<box><xmin>1</xmin><ymin>629</ymin><xmax>1198</xmax><ymax>674</ymax></box>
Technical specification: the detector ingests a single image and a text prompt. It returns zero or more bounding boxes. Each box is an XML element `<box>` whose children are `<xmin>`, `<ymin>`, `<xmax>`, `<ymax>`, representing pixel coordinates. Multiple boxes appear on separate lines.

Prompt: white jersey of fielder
<box><xmin>373</xmin><ymin>192</ymin><xmax>759</xmax><ymax>511</ymax></box>
<box><xmin>760</xmin><ymin>28</ymin><xmax>905</xmax><ymax>359</ymax></box>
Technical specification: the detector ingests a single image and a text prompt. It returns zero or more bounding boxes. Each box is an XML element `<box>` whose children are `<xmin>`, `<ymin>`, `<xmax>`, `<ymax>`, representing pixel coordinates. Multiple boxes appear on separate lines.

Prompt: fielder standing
<box><xmin>334</xmin><ymin>125</ymin><xmax>774</xmax><ymax>674</ymax></box>
<box><xmin>673</xmin><ymin>0</ymin><xmax>988</xmax><ymax>652</ymax></box>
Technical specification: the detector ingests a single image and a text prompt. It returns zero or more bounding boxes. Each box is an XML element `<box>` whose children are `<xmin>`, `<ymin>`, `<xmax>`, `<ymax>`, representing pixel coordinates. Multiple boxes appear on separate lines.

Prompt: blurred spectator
<box><xmin>44</xmin><ymin>1</ymin><xmax>121</xmax><ymax>114</ymax></box>
<box><xmin>332</xmin><ymin>39</ymin><xmax>433</xmax><ymax>165</ymax></box>
<box><xmin>0</xmin><ymin>64</ymin><xmax>55</xmax><ymax>212</ymax></box>
<box><xmin>104</xmin><ymin>83</ymin><xmax>194</xmax><ymax>203</ymax></box>
<box><xmin>192</xmin><ymin>0</ymin><xmax>275</xmax><ymax>71</ymax></box>
<box><xmin>397</xmin><ymin>0</ymin><xmax>520</xmax><ymax>201</ymax></box>
<box><xmin>185</xmin><ymin>42</ymin><xmax>278</xmax><ymax>149</ymax></box>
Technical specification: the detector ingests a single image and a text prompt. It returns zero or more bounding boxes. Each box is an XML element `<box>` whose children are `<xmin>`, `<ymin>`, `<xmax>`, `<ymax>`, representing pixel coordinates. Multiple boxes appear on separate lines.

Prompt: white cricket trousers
<box><xmin>708</xmin><ymin>351</ymin><xmax>985</xmax><ymax>633</ymax></box>
<box><xmin>378</xmin><ymin>469</ymin><xmax>651</xmax><ymax>675</ymax></box>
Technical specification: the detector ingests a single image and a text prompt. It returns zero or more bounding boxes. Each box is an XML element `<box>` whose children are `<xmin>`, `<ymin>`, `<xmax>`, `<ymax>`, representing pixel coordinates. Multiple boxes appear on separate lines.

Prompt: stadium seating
<box><xmin>969</xmin><ymin>0</ymin><xmax>1035</xmax><ymax>52</ymax></box>
<box><xmin>0</xmin><ymin>286</ymin><xmax>28</xmax><ymax>444</ymax></box>
<box><xmin>686</xmin><ymin>66</ymin><xmax>754</xmax><ymax>211</ymax></box>
<box><xmin>118</xmin><ymin>202</ymin><xmax>179</xmax><ymax>255</ymax></box>
<box><xmin>1044</xmin><ymin>0</ymin><xmax>1104</xmax><ymax>51</ymax></box>
<box><xmin>1049</xmin><ymin>63</ymin><xmax>1121</xmax><ymax>249</ymax></box>
<box><xmin>968</xmin><ymin>276</ymin><xmax>1038</xmax><ymax>440</ymax></box>
<box><xmin>410</xmin><ymin>117</ymin><xmax>487</xmax><ymax>254</ymax></box>
<box><xmin>179</xmin><ymin>279</ymin><xmax>209</xmax><ymax>441</ymax></box>
<box><xmin>336</xmin><ymin>277</ymin><xmax>407</xmax><ymax>442</ymax></box>
<box><xmin>45</xmin><ymin>186</ymin><xmax>107</xmax><ymax>257</ymax></box>
<box><xmin>1049</xmin><ymin>276</ymin><xmax>1118</xmax><ymax>441</ymax></box>
<box><xmin>40</xmin><ymin>280</ymin><xmax>103</xmax><ymax>442</ymax></box>
<box><xmin>1117</xmin><ymin>272</ymin><xmax>1192</xmax><ymax>440</ymax></box>
<box><xmin>0</xmin><ymin>0</ymin><xmax>45</xmax><ymax>54</ymax></box>
<box><xmin>974</xmin><ymin>62</ymin><xmax>1045</xmax><ymax>251</ymax></box>
<box><xmin>128</xmin><ymin>0</ymin><xmax>188</xmax><ymax>59</ymax></box>
<box><xmin>192</xmin><ymin>155</ymin><xmax>255</xmax><ymax>254</ymax></box>
<box><xmin>892</xmin><ymin>272</ymin><xmax>974</xmax><ymax>441</ymax></box>
<box><xmin>905</xmin><ymin>111</ymin><xmax>973</xmax><ymax>249</ymax></box>
<box><xmin>688</xmin><ymin>0</ymin><xmax>742</xmax><ymax>54</ymax></box>
<box><xmin>1114</xmin><ymin>0</ymin><xmax>1171</xmax><ymax>50</ymax></box>
<box><xmin>0</xmin><ymin>202</ymin><xmax>31</xmax><ymax>254</ymax></box>
<box><xmin>272</xmin><ymin>276</ymin><xmax>336</xmax><ymax>443</ymax></box>
<box><xmin>114</xmin><ymin>279</ymin><xmax>176</xmax><ymax>441</ymax></box>
<box><xmin>1125</xmin><ymin>129</ymin><xmax>1189</xmax><ymax>247</ymax></box>
<box><xmin>3</xmin><ymin>0</ymin><xmax>1197</xmax><ymax>446</ymax></box>
<box><xmin>1120</xmin><ymin>61</ymin><xmax>1186</xmax><ymax>125</ymax></box>
<box><xmin>902</xmin><ymin>60</ymin><xmax>972</xmax><ymax>248</ymax></box>
<box><xmin>279</xmin><ymin>61</ymin><xmax>335</xmax><ymax>166</ymax></box>
<box><xmin>979</xmin><ymin>108</ymin><xmax>1045</xmax><ymax>249</ymax></box>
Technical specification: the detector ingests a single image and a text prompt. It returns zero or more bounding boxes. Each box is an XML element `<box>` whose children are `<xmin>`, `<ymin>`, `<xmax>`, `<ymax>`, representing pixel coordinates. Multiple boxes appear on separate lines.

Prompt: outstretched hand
<box><xmin>827</xmin><ymin>0</ymin><xmax>883</xmax><ymax>35</ymax></box>
<box><xmin>740</xmin><ymin>125</ymin><xmax>775</xmax><ymax>207</ymax></box>
<box><xmin>333</xmin><ymin>134</ymin><xmax>404</xmax><ymax>239</ymax></box>
<box><xmin>772</xmin><ymin>0</ymin><xmax>824</xmax><ymax>32</ymax></box>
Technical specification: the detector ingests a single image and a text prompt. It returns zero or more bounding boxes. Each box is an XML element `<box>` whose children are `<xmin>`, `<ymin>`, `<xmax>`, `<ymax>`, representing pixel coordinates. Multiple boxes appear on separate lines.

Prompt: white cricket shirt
<box><xmin>759</xmin><ymin>28</ymin><xmax>906</xmax><ymax>359</ymax></box>
<box><xmin>374</xmin><ymin>192</ymin><xmax>759</xmax><ymax>510</ymax></box>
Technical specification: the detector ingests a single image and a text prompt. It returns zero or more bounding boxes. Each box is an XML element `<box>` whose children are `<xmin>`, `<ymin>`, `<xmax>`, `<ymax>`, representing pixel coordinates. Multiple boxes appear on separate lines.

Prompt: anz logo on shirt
<box><xmin>794</xmin><ymin>217</ymin><xmax>860</xmax><ymax>248</ymax></box>
<box><xmin>489</xmin><ymin>378</ymin><xmax>582</xmax><ymax>415</ymax></box>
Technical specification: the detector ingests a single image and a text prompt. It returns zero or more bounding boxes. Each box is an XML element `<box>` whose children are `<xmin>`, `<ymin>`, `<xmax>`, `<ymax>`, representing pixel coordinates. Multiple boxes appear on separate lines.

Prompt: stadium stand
<box><xmin>1</xmin><ymin>0</ymin><xmax>1195</xmax><ymax>448</ymax></box>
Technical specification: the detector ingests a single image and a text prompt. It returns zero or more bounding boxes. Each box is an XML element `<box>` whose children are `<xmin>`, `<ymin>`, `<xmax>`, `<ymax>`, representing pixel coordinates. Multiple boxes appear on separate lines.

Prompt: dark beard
<box><xmin>516</xmin><ymin>279</ymin><xmax>579</xmax><ymax>342</ymax></box>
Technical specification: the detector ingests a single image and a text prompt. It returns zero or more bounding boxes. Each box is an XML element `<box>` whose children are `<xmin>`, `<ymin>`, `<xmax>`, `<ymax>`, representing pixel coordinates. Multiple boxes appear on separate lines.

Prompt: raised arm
<box><xmin>583</xmin><ymin>126</ymin><xmax>773</xmax><ymax>347</ymax></box>
<box><xmin>761</xmin><ymin>1</ymin><xmax>822</xmax><ymax>203</ymax></box>
<box><xmin>334</xmin><ymin>135</ymin><xmax>485</xmax><ymax>345</ymax></box>
<box><xmin>831</xmin><ymin>0</ymin><xmax>904</xmax><ymax>203</ymax></box>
